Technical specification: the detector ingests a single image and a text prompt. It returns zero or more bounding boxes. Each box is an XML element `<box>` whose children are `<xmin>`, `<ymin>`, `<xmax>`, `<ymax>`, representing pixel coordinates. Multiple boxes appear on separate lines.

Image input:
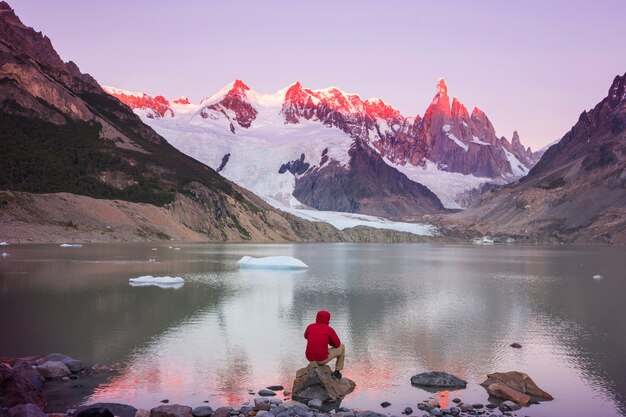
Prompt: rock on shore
<box><xmin>292</xmin><ymin>364</ymin><xmax>355</xmax><ymax>405</ymax></box>
<box><xmin>410</xmin><ymin>371</ymin><xmax>467</xmax><ymax>388</ymax></box>
<box><xmin>480</xmin><ymin>371</ymin><xmax>553</xmax><ymax>404</ymax></box>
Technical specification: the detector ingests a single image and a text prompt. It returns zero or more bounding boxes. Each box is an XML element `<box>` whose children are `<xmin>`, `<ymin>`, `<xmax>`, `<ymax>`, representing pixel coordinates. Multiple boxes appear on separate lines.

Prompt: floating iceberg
<box><xmin>237</xmin><ymin>256</ymin><xmax>308</xmax><ymax>270</ymax></box>
<box><xmin>0</xmin><ymin>241</ymin><xmax>8</xmax><ymax>246</ymax></box>
<box><xmin>593</xmin><ymin>274</ymin><xmax>604</xmax><ymax>280</ymax></box>
<box><xmin>60</xmin><ymin>243</ymin><xmax>82</xmax><ymax>247</ymax></box>
<box><xmin>129</xmin><ymin>275</ymin><xmax>185</xmax><ymax>289</ymax></box>
<box><xmin>1</xmin><ymin>252</ymin><xmax>8</xmax><ymax>257</ymax></box>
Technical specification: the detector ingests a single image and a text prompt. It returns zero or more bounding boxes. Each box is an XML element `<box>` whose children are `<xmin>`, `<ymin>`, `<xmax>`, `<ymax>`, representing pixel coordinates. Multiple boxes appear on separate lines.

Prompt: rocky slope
<box><xmin>0</xmin><ymin>1</ymin><xmax>439</xmax><ymax>243</ymax></box>
<box><xmin>452</xmin><ymin>73</ymin><xmax>626</xmax><ymax>243</ymax></box>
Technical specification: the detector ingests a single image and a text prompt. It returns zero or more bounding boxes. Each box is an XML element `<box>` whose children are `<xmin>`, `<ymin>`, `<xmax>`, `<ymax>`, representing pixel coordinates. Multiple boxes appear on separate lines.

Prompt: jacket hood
<box><xmin>316</xmin><ymin>310</ymin><xmax>330</xmax><ymax>324</ymax></box>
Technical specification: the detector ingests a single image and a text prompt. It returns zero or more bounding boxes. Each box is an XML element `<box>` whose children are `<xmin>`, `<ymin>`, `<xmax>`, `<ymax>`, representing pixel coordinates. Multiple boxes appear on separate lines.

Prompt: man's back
<box><xmin>304</xmin><ymin>310</ymin><xmax>340</xmax><ymax>361</ymax></box>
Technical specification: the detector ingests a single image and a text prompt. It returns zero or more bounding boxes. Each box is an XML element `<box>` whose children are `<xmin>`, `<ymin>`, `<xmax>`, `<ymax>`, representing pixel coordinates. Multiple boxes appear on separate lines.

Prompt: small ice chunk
<box><xmin>60</xmin><ymin>243</ymin><xmax>82</xmax><ymax>247</ymax></box>
<box><xmin>151</xmin><ymin>248</ymin><xmax>158</xmax><ymax>251</ymax></box>
<box><xmin>1</xmin><ymin>252</ymin><xmax>8</xmax><ymax>257</ymax></box>
<box><xmin>129</xmin><ymin>275</ymin><xmax>185</xmax><ymax>289</ymax></box>
<box><xmin>237</xmin><ymin>256</ymin><xmax>308</xmax><ymax>269</ymax></box>
<box><xmin>0</xmin><ymin>241</ymin><xmax>8</xmax><ymax>246</ymax></box>
<box><xmin>593</xmin><ymin>274</ymin><xmax>604</xmax><ymax>280</ymax></box>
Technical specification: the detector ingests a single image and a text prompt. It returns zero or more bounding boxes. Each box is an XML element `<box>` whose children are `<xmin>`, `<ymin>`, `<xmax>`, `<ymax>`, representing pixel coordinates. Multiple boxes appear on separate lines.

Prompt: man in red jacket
<box><xmin>304</xmin><ymin>310</ymin><xmax>345</xmax><ymax>379</ymax></box>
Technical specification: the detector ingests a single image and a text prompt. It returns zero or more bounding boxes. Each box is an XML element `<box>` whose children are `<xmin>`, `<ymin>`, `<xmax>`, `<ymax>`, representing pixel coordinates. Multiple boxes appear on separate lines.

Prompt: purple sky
<box><xmin>10</xmin><ymin>0</ymin><xmax>626</xmax><ymax>149</ymax></box>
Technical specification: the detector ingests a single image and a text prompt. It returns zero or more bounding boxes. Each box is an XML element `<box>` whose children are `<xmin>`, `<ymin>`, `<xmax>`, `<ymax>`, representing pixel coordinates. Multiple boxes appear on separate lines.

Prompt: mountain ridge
<box><xmin>4</xmin><ymin>0</ymin><xmax>427</xmax><ymax>243</ymax></box>
<box><xmin>451</xmin><ymin>72</ymin><xmax>626</xmax><ymax>243</ymax></box>
<box><xmin>105</xmin><ymin>77</ymin><xmax>539</xmax><ymax>213</ymax></box>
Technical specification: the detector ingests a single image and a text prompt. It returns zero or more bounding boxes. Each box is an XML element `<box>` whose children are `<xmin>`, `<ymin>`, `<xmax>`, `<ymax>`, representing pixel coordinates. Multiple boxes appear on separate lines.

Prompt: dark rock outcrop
<box><xmin>0</xmin><ymin>364</ymin><xmax>45</xmax><ymax>408</ymax></box>
<box><xmin>410</xmin><ymin>371</ymin><xmax>467</xmax><ymax>389</ymax></box>
<box><xmin>293</xmin><ymin>140</ymin><xmax>444</xmax><ymax>216</ymax></box>
<box><xmin>7</xmin><ymin>404</ymin><xmax>45</xmax><ymax>417</ymax></box>
<box><xmin>75</xmin><ymin>408</ymin><xmax>114</xmax><ymax>417</ymax></box>
<box><xmin>291</xmin><ymin>364</ymin><xmax>356</xmax><ymax>405</ymax></box>
<box><xmin>76</xmin><ymin>404</ymin><xmax>137</xmax><ymax>417</ymax></box>
<box><xmin>279</xmin><ymin>154</ymin><xmax>310</xmax><ymax>176</ymax></box>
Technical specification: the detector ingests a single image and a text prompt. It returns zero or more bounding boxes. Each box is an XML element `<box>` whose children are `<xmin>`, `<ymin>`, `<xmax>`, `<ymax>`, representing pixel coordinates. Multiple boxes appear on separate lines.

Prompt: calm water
<box><xmin>1</xmin><ymin>243</ymin><xmax>625</xmax><ymax>416</ymax></box>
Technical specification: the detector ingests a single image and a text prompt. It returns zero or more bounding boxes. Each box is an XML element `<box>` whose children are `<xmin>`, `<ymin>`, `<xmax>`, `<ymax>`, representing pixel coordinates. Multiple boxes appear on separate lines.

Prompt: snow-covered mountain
<box><xmin>103</xmin><ymin>79</ymin><xmax>539</xmax><ymax>214</ymax></box>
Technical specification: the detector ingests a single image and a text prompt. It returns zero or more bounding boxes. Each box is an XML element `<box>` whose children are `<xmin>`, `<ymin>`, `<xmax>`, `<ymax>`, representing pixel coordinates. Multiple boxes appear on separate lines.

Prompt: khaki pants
<box><xmin>309</xmin><ymin>344</ymin><xmax>345</xmax><ymax>371</ymax></box>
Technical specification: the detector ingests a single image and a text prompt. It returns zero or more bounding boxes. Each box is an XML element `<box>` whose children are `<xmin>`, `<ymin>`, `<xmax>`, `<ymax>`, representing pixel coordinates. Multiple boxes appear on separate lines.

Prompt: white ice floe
<box><xmin>237</xmin><ymin>256</ymin><xmax>309</xmax><ymax>270</ymax></box>
<box><xmin>60</xmin><ymin>243</ymin><xmax>82</xmax><ymax>247</ymax></box>
<box><xmin>593</xmin><ymin>274</ymin><xmax>604</xmax><ymax>280</ymax></box>
<box><xmin>1</xmin><ymin>252</ymin><xmax>9</xmax><ymax>257</ymax></box>
<box><xmin>0</xmin><ymin>241</ymin><xmax>8</xmax><ymax>246</ymax></box>
<box><xmin>472</xmin><ymin>236</ymin><xmax>494</xmax><ymax>244</ymax></box>
<box><xmin>129</xmin><ymin>275</ymin><xmax>185</xmax><ymax>289</ymax></box>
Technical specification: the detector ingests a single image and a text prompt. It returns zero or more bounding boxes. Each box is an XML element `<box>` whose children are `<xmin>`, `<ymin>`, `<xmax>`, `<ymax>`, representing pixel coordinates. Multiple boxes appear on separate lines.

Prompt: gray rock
<box><xmin>306</xmin><ymin>400</ymin><xmax>322</xmax><ymax>410</ymax></box>
<box><xmin>471</xmin><ymin>404</ymin><xmax>483</xmax><ymax>409</ymax></box>
<box><xmin>449</xmin><ymin>407</ymin><xmax>459</xmax><ymax>415</ymax></box>
<box><xmin>380</xmin><ymin>402</ymin><xmax>391</xmax><ymax>408</ymax></box>
<box><xmin>78</xmin><ymin>402</ymin><xmax>137</xmax><ymax>417</ymax></box>
<box><xmin>35</xmin><ymin>361</ymin><xmax>70</xmax><ymax>379</ymax></box>
<box><xmin>136</xmin><ymin>409</ymin><xmax>150</xmax><ymax>417</ymax></box>
<box><xmin>428</xmin><ymin>410</ymin><xmax>442</xmax><ymax>417</ymax></box>
<box><xmin>258</xmin><ymin>390</ymin><xmax>277</xmax><ymax>397</ymax></box>
<box><xmin>410</xmin><ymin>372</ymin><xmax>467</xmax><ymax>388</ymax></box>
<box><xmin>355</xmin><ymin>412</ymin><xmax>386</xmax><ymax>417</ymax></box>
<box><xmin>35</xmin><ymin>353</ymin><xmax>72</xmax><ymax>366</ymax></box>
<box><xmin>254</xmin><ymin>399</ymin><xmax>270</xmax><ymax>406</ymax></box>
<box><xmin>239</xmin><ymin>407</ymin><xmax>253</xmax><ymax>415</ymax></box>
<box><xmin>403</xmin><ymin>407</ymin><xmax>413</xmax><ymax>415</ymax></box>
<box><xmin>268</xmin><ymin>406</ymin><xmax>285</xmax><ymax>416</ymax></box>
<box><xmin>283</xmin><ymin>391</ymin><xmax>291</xmax><ymax>396</ymax></box>
<box><xmin>63</xmin><ymin>359</ymin><xmax>84</xmax><ymax>373</ymax></box>
<box><xmin>211</xmin><ymin>410</ymin><xmax>232</xmax><ymax>417</ymax></box>
<box><xmin>256</xmin><ymin>403</ymin><xmax>271</xmax><ymax>412</ymax></box>
<box><xmin>291</xmin><ymin>405</ymin><xmax>309</xmax><ymax>417</ymax></box>
<box><xmin>267</xmin><ymin>386</ymin><xmax>284</xmax><ymax>391</ymax></box>
<box><xmin>500</xmin><ymin>401</ymin><xmax>520</xmax><ymax>411</ymax></box>
<box><xmin>269</xmin><ymin>400</ymin><xmax>282</xmax><ymax>406</ymax></box>
<box><xmin>192</xmin><ymin>407</ymin><xmax>213</xmax><ymax>417</ymax></box>
<box><xmin>150</xmin><ymin>405</ymin><xmax>193</xmax><ymax>417</ymax></box>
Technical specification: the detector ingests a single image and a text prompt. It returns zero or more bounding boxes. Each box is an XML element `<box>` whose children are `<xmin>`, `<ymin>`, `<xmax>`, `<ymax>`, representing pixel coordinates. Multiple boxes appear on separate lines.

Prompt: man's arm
<box><xmin>304</xmin><ymin>325</ymin><xmax>310</xmax><ymax>339</ymax></box>
<box><xmin>328</xmin><ymin>327</ymin><xmax>341</xmax><ymax>348</ymax></box>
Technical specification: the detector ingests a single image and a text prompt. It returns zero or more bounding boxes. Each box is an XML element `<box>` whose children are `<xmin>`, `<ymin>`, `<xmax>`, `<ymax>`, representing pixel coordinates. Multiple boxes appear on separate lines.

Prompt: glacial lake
<box><xmin>1</xmin><ymin>243</ymin><xmax>625</xmax><ymax>417</ymax></box>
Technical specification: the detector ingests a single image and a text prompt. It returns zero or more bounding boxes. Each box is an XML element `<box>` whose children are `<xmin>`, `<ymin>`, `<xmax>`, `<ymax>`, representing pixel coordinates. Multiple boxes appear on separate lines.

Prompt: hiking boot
<box><xmin>332</xmin><ymin>370</ymin><xmax>342</xmax><ymax>379</ymax></box>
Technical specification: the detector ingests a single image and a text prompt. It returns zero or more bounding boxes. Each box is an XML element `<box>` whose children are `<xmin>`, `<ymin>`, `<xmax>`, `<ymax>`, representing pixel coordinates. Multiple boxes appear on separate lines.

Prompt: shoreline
<box><xmin>2</xmin><ymin>355</ymin><xmax>553</xmax><ymax>417</ymax></box>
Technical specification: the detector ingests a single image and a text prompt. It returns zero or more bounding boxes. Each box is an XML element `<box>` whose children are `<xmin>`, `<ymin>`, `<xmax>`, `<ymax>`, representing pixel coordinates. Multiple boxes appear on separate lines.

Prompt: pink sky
<box><xmin>10</xmin><ymin>0</ymin><xmax>626</xmax><ymax>149</ymax></box>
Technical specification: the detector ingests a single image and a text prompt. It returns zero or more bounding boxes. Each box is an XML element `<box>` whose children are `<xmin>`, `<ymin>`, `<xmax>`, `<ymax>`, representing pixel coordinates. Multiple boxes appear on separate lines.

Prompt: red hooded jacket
<box><xmin>304</xmin><ymin>310</ymin><xmax>341</xmax><ymax>361</ymax></box>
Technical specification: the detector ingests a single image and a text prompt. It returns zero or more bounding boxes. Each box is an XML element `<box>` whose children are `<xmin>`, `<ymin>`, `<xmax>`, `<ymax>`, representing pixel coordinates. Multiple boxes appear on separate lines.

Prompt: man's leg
<box><xmin>324</xmin><ymin>344</ymin><xmax>345</xmax><ymax>371</ymax></box>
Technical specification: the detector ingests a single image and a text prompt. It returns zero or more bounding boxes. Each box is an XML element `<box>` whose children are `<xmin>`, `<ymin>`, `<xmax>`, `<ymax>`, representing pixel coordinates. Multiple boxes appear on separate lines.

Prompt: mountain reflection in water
<box><xmin>0</xmin><ymin>243</ymin><xmax>624</xmax><ymax>417</ymax></box>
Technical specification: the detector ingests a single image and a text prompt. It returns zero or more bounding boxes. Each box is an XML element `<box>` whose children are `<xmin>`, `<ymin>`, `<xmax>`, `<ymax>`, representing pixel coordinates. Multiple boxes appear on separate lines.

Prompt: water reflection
<box><xmin>1</xmin><ymin>243</ymin><xmax>625</xmax><ymax>417</ymax></box>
